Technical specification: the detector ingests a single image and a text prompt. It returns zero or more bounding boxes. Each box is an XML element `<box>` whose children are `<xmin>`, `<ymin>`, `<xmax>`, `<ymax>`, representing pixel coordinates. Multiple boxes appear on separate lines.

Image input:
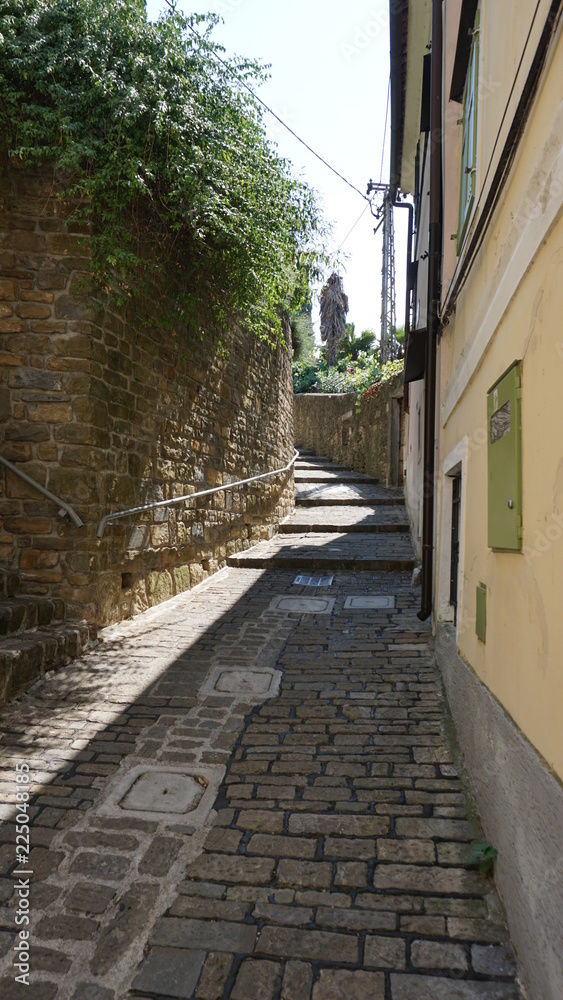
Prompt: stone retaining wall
<box><xmin>293</xmin><ymin>374</ymin><xmax>405</xmax><ymax>485</ymax></box>
<box><xmin>0</xmin><ymin>162</ymin><xmax>294</xmax><ymax>625</ymax></box>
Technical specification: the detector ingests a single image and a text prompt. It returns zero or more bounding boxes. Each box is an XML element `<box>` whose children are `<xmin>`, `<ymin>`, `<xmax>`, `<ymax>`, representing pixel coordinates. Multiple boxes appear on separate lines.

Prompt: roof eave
<box><xmin>389</xmin><ymin>0</ymin><xmax>408</xmax><ymax>199</ymax></box>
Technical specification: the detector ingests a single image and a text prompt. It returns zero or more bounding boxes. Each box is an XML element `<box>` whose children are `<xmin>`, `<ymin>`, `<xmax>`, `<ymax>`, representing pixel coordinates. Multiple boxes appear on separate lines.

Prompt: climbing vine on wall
<box><xmin>0</xmin><ymin>0</ymin><xmax>328</xmax><ymax>340</ymax></box>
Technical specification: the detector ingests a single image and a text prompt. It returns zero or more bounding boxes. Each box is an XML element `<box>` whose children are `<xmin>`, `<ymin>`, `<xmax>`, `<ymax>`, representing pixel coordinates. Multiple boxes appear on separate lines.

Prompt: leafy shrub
<box><xmin>293</xmin><ymin>352</ymin><xmax>403</xmax><ymax>396</ymax></box>
<box><xmin>0</xmin><ymin>0</ymin><xmax>327</xmax><ymax>340</ymax></box>
<box><xmin>292</xmin><ymin>359</ymin><xmax>320</xmax><ymax>393</ymax></box>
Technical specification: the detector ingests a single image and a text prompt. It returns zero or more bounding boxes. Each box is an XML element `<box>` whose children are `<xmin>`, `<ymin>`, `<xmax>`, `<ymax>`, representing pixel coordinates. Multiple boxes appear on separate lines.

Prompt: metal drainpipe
<box><xmin>418</xmin><ymin>0</ymin><xmax>443</xmax><ymax>622</ymax></box>
<box><xmin>392</xmin><ymin>199</ymin><xmax>414</xmax><ymax>361</ymax></box>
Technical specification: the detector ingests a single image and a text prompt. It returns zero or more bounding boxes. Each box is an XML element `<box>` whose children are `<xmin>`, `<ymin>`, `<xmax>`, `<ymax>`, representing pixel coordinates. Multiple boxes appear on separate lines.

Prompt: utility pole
<box><xmin>367</xmin><ymin>181</ymin><xmax>398</xmax><ymax>364</ymax></box>
<box><xmin>380</xmin><ymin>190</ymin><xmax>397</xmax><ymax>363</ymax></box>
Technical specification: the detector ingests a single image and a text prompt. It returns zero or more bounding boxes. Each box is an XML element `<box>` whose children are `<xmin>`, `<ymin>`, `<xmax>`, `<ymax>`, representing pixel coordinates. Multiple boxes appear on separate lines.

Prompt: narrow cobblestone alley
<box><xmin>0</xmin><ymin>455</ymin><xmax>521</xmax><ymax>999</ymax></box>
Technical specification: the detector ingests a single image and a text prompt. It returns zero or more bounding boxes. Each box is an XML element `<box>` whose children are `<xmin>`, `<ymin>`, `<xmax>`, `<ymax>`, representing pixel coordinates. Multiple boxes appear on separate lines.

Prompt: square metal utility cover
<box><xmin>344</xmin><ymin>595</ymin><xmax>396</xmax><ymax>609</ymax></box>
<box><xmin>121</xmin><ymin>770</ymin><xmax>203</xmax><ymax>814</ymax></box>
<box><xmin>269</xmin><ymin>595</ymin><xmax>336</xmax><ymax>614</ymax></box>
<box><xmin>293</xmin><ymin>574</ymin><xmax>334</xmax><ymax>587</ymax></box>
<box><xmin>98</xmin><ymin>765</ymin><xmax>223</xmax><ymax>825</ymax></box>
<box><xmin>201</xmin><ymin>666</ymin><xmax>281</xmax><ymax>701</ymax></box>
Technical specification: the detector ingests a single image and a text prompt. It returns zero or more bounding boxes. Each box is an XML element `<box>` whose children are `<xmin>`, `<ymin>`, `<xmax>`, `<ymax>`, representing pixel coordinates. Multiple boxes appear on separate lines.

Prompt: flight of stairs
<box><xmin>0</xmin><ymin>596</ymin><xmax>94</xmax><ymax>707</ymax></box>
<box><xmin>228</xmin><ymin>451</ymin><xmax>416</xmax><ymax>573</ymax></box>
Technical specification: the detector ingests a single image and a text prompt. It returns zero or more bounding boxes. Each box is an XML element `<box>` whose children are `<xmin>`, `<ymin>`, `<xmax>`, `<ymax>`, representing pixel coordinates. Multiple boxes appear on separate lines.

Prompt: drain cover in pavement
<box><xmin>269</xmin><ymin>595</ymin><xmax>336</xmax><ymax>614</ymax></box>
<box><xmin>293</xmin><ymin>574</ymin><xmax>334</xmax><ymax>587</ymax></box>
<box><xmin>99</xmin><ymin>765</ymin><xmax>223</xmax><ymax>825</ymax></box>
<box><xmin>344</xmin><ymin>595</ymin><xmax>395</xmax><ymax>609</ymax></box>
<box><xmin>120</xmin><ymin>770</ymin><xmax>203</xmax><ymax>814</ymax></box>
<box><xmin>202</xmin><ymin>666</ymin><xmax>281</xmax><ymax>700</ymax></box>
<box><xmin>216</xmin><ymin>670</ymin><xmax>272</xmax><ymax>694</ymax></box>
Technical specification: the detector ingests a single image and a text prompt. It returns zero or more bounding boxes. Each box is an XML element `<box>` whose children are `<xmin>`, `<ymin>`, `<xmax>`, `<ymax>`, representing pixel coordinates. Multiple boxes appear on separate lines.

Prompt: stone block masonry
<box><xmin>0</xmin><ymin>160</ymin><xmax>294</xmax><ymax>625</ymax></box>
<box><xmin>294</xmin><ymin>375</ymin><xmax>405</xmax><ymax>487</ymax></box>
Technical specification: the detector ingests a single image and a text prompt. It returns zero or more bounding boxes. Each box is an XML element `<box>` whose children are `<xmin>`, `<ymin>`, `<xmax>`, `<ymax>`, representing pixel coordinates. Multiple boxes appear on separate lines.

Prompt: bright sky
<box><xmin>145</xmin><ymin>0</ymin><xmax>407</xmax><ymax>342</ymax></box>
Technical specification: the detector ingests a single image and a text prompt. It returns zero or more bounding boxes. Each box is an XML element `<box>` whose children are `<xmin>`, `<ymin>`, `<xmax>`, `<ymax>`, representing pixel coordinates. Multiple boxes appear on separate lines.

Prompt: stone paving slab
<box><xmin>0</xmin><ymin>462</ymin><xmax>521</xmax><ymax>998</ymax></box>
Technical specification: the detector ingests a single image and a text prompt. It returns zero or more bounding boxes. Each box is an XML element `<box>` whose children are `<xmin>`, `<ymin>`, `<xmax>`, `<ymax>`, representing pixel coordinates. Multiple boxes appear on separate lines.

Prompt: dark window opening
<box><xmin>450</xmin><ymin>475</ymin><xmax>462</xmax><ymax>623</ymax></box>
<box><xmin>420</xmin><ymin>53</ymin><xmax>431</xmax><ymax>132</ymax></box>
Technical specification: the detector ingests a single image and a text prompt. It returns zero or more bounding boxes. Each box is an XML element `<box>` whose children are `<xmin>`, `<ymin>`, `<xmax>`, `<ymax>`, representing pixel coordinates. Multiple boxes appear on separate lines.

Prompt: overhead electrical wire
<box><xmin>379</xmin><ymin>76</ymin><xmax>390</xmax><ymax>184</ymax></box>
<box><xmin>162</xmin><ymin>0</ymin><xmax>371</xmax><ymax>204</ymax></box>
<box><xmin>334</xmin><ymin>203</ymin><xmax>370</xmax><ymax>255</ymax></box>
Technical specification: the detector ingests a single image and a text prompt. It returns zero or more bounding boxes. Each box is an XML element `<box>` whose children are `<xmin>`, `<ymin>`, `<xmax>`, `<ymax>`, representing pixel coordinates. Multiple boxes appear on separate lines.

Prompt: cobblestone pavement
<box><xmin>0</xmin><ymin>456</ymin><xmax>521</xmax><ymax>999</ymax></box>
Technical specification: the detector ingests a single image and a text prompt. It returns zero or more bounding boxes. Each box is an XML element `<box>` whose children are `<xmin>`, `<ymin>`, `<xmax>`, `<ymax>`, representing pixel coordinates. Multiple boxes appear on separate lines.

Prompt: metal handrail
<box><xmin>96</xmin><ymin>449</ymin><xmax>299</xmax><ymax>539</ymax></box>
<box><xmin>0</xmin><ymin>455</ymin><xmax>84</xmax><ymax>527</ymax></box>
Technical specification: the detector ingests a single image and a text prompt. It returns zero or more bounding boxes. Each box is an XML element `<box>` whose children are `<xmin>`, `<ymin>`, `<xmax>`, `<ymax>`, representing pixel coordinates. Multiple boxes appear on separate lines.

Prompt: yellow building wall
<box><xmin>478</xmin><ymin>0</ymin><xmax>555</xmax><ymax>192</ymax></box>
<box><xmin>442</xmin><ymin>0</ymin><xmax>463</xmax><ymax>294</ymax></box>
<box><xmin>438</xmin><ymin>24</ymin><xmax>563</xmax><ymax>778</ymax></box>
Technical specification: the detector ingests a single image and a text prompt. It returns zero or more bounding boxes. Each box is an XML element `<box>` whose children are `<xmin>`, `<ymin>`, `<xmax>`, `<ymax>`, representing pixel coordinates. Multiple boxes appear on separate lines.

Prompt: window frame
<box><xmin>449</xmin><ymin>473</ymin><xmax>462</xmax><ymax>624</ymax></box>
<box><xmin>456</xmin><ymin>6</ymin><xmax>480</xmax><ymax>254</ymax></box>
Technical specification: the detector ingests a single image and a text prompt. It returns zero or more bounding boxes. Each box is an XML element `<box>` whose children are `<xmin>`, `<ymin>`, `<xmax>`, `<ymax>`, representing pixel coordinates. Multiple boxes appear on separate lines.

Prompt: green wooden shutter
<box><xmin>457</xmin><ymin>7</ymin><xmax>480</xmax><ymax>253</ymax></box>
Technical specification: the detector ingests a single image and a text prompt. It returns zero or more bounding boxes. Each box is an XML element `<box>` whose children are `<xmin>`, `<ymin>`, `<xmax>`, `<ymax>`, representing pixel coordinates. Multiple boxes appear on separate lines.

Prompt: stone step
<box><xmin>228</xmin><ymin>552</ymin><xmax>416</xmax><ymax>571</ymax></box>
<box><xmin>0</xmin><ymin>596</ymin><xmax>65</xmax><ymax>637</ymax></box>
<box><xmin>0</xmin><ymin>621</ymin><xmax>93</xmax><ymax>706</ymax></box>
<box><xmin>280</xmin><ymin>522</ymin><xmax>409</xmax><ymax>533</ymax></box>
<box><xmin>280</xmin><ymin>504</ymin><xmax>410</xmax><ymax>533</ymax></box>
<box><xmin>297</xmin><ymin>495</ymin><xmax>405</xmax><ymax>507</ymax></box>
<box><xmin>294</xmin><ymin>470</ymin><xmax>379</xmax><ymax>483</ymax></box>
<box><xmin>227</xmin><ymin>532</ymin><xmax>416</xmax><ymax>572</ymax></box>
<box><xmin>295</xmin><ymin>462</ymin><xmax>351</xmax><ymax>471</ymax></box>
<box><xmin>296</xmin><ymin>481</ymin><xmax>405</xmax><ymax>506</ymax></box>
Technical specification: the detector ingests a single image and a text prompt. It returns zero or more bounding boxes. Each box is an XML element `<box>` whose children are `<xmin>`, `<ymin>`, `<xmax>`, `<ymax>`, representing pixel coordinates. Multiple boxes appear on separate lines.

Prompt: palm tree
<box><xmin>338</xmin><ymin>323</ymin><xmax>376</xmax><ymax>361</ymax></box>
<box><xmin>319</xmin><ymin>273</ymin><xmax>348</xmax><ymax>366</ymax></box>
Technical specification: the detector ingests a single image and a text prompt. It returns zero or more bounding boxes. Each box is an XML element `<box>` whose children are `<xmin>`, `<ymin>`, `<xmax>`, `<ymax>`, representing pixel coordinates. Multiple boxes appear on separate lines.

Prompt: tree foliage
<box><xmin>293</xmin><ymin>354</ymin><xmax>403</xmax><ymax>395</ymax></box>
<box><xmin>337</xmin><ymin>323</ymin><xmax>376</xmax><ymax>361</ymax></box>
<box><xmin>0</xmin><ymin>0</ymin><xmax>328</xmax><ymax>340</ymax></box>
<box><xmin>319</xmin><ymin>273</ymin><xmax>348</xmax><ymax>366</ymax></box>
<box><xmin>290</xmin><ymin>302</ymin><xmax>315</xmax><ymax>360</ymax></box>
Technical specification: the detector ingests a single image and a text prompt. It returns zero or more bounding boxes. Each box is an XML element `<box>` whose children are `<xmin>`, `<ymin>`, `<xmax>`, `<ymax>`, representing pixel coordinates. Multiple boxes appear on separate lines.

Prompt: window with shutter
<box><xmin>457</xmin><ymin>6</ymin><xmax>480</xmax><ymax>254</ymax></box>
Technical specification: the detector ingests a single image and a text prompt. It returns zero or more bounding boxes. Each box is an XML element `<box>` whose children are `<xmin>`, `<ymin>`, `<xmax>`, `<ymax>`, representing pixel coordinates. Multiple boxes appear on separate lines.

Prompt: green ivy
<box><xmin>0</xmin><ymin>0</ymin><xmax>328</xmax><ymax>340</ymax></box>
